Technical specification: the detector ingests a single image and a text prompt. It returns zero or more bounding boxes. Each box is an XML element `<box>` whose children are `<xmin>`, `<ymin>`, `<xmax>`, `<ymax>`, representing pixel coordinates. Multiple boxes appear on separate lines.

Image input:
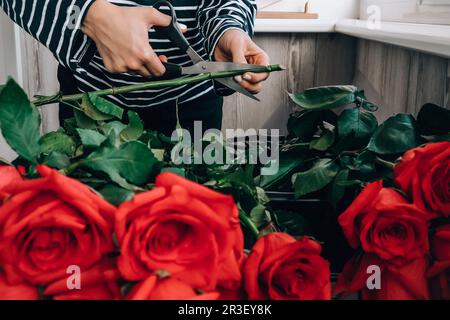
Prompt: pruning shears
<box><xmin>153</xmin><ymin>1</ymin><xmax>262</xmax><ymax>101</ymax></box>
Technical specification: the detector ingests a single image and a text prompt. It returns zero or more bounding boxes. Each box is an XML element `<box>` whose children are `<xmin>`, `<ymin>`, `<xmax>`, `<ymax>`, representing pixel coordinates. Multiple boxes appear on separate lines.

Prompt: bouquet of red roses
<box><xmin>0</xmin><ymin>165</ymin><xmax>331</xmax><ymax>300</ymax></box>
<box><xmin>335</xmin><ymin>142</ymin><xmax>450</xmax><ymax>300</ymax></box>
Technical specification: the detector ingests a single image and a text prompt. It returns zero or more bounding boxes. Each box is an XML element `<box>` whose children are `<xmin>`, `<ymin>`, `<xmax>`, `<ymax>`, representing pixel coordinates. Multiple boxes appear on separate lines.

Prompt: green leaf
<box><xmin>143</xmin><ymin>131</ymin><xmax>165</xmax><ymax>149</ymax></box>
<box><xmin>120</xmin><ymin>111</ymin><xmax>144</xmax><ymax>141</ymax></box>
<box><xmin>249</xmin><ymin>204</ymin><xmax>270</xmax><ymax>228</ymax></box>
<box><xmin>310</xmin><ymin>130</ymin><xmax>336</xmax><ymax>151</ymax></box>
<box><xmin>328</xmin><ymin>169</ymin><xmax>349</xmax><ymax>205</ymax></box>
<box><xmin>354</xmin><ymin>150</ymin><xmax>377</xmax><ymax>180</ymax></box>
<box><xmin>273</xmin><ymin>210</ymin><xmax>313</xmax><ymax>237</ymax></box>
<box><xmin>87</xmin><ymin>93</ymin><xmax>124</xmax><ymax>119</ymax></box>
<box><xmin>80</xmin><ymin>94</ymin><xmax>114</xmax><ymax>121</ymax></box>
<box><xmin>39</xmin><ymin>131</ymin><xmax>75</xmax><ymax>156</ymax></box>
<box><xmin>287</xmin><ymin>110</ymin><xmax>322</xmax><ymax>140</ymax></box>
<box><xmin>292</xmin><ymin>158</ymin><xmax>340</xmax><ymax>198</ymax></box>
<box><xmin>79</xmin><ymin>94</ymin><xmax>123</xmax><ymax>121</ymax></box>
<box><xmin>99</xmin><ymin>184</ymin><xmax>134</xmax><ymax>206</ymax></box>
<box><xmin>101</xmin><ymin>121</ymin><xmax>127</xmax><ymax>137</ymax></box>
<box><xmin>417</xmin><ymin>103</ymin><xmax>450</xmax><ymax>136</ymax></box>
<box><xmin>0</xmin><ymin>78</ymin><xmax>41</xmax><ymax>163</ymax></box>
<box><xmin>289</xmin><ymin>85</ymin><xmax>358</xmax><ymax>110</ymax></box>
<box><xmin>42</xmin><ymin>151</ymin><xmax>71</xmax><ymax>169</ymax></box>
<box><xmin>337</xmin><ymin>108</ymin><xmax>378</xmax><ymax>149</ymax></box>
<box><xmin>368</xmin><ymin>114</ymin><xmax>422</xmax><ymax>154</ymax></box>
<box><xmin>257</xmin><ymin>157</ymin><xmax>303</xmax><ymax>189</ymax></box>
<box><xmin>74</xmin><ymin>109</ymin><xmax>97</xmax><ymax>129</ymax></box>
<box><xmin>81</xmin><ymin>141</ymin><xmax>157</xmax><ymax>189</ymax></box>
<box><xmin>76</xmin><ymin>129</ymin><xmax>107</xmax><ymax>149</ymax></box>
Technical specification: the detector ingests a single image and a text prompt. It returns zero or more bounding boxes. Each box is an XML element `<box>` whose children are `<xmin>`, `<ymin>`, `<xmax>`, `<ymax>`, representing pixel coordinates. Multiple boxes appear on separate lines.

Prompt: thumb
<box><xmin>144</xmin><ymin>7</ymin><xmax>172</xmax><ymax>27</ymax></box>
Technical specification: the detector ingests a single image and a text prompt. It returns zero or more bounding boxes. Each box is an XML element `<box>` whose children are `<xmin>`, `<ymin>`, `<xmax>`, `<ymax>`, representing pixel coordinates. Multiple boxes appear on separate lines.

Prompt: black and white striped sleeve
<box><xmin>0</xmin><ymin>0</ymin><xmax>95</xmax><ymax>72</ymax></box>
<box><xmin>197</xmin><ymin>0</ymin><xmax>257</xmax><ymax>60</ymax></box>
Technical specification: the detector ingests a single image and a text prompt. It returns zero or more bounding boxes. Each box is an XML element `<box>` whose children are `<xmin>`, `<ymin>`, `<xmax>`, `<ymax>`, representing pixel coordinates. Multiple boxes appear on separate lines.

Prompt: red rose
<box><xmin>428</xmin><ymin>264</ymin><xmax>450</xmax><ymax>300</ymax></box>
<box><xmin>431</xmin><ymin>224</ymin><xmax>450</xmax><ymax>262</ymax></box>
<box><xmin>115</xmin><ymin>172</ymin><xmax>243</xmax><ymax>291</ymax></box>
<box><xmin>219</xmin><ymin>287</ymin><xmax>246</xmax><ymax>300</ymax></box>
<box><xmin>0</xmin><ymin>165</ymin><xmax>115</xmax><ymax>285</ymax></box>
<box><xmin>0</xmin><ymin>165</ymin><xmax>22</xmax><ymax>200</ymax></box>
<box><xmin>394</xmin><ymin>142</ymin><xmax>450</xmax><ymax>217</ymax></box>
<box><xmin>338</xmin><ymin>181</ymin><xmax>430</xmax><ymax>265</ymax></box>
<box><xmin>335</xmin><ymin>254</ymin><xmax>430</xmax><ymax>300</ymax></box>
<box><xmin>0</xmin><ymin>272</ymin><xmax>38</xmax><ymax>300</ymax></box>
<box><xmin>243</xmin><ymin>233</ymin><xmax>331</xmax><ymax>300</ymax></box>
<box><xmin>44</xmin><ymin>259</ymin><xmax>121</xmax><ymax>300</ymax></box>
<box><xmin>127</xmin><ymin>275</ymin><xmax>219</xmax><ymax>300</ymax></box>
<box><xmin>428</xmin><ymin>224</ymin><xmax>450</xmax><ymax>299</ymax></box>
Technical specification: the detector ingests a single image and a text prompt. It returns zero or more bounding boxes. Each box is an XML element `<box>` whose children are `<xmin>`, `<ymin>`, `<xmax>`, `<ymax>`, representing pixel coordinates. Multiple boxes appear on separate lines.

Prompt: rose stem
<box><xmin>374</xmin><ymin>156</ymin><xmax>396</xmax><ymax>170</ymax></box>
<box><xmin>33</xmin><ymin>64</ymin><xmax>285</xmax><ymax>107</ymax></box>
<box><xmin>239</xmin><ymin>211</ymin><xmax>260</xmax><ymax>239</ymax></box>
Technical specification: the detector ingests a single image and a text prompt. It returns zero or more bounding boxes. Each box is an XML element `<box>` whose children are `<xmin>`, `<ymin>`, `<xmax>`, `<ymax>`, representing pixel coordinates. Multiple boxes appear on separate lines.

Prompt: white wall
<box><xmin>0</xmin><ymin>11</ymin><xmax>19</xmax><ymax>162</ymax></box>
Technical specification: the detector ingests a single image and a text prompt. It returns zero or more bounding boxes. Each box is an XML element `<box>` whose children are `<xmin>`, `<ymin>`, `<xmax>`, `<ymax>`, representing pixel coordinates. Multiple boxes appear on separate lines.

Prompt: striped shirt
<box><xmin>0</xmin><ymin>0</ymin><xmax>256</xmax><ymax>108</ymax></box>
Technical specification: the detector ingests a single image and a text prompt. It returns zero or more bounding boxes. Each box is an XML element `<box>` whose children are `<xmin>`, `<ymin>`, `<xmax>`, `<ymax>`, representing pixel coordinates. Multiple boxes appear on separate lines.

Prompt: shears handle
<box><xmin>157</xmin><ymin>62</ymin><xmax>183</xmax><ymax>80</ymax></box>
<box><xmin>153</xmin><ymin>1</ymin><xmax>190</xmax><ymax>52</ymax></box>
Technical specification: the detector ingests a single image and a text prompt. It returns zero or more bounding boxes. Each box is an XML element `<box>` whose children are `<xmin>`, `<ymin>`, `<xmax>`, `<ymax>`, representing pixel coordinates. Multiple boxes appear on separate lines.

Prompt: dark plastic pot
<box><xmin>266</xmin><ymin>192</ymin><xmax>355</xmax><ymax>273</ymax></box>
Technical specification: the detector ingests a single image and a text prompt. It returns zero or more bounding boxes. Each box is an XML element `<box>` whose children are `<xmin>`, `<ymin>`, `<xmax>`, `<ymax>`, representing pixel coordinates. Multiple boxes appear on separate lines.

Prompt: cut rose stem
<box><xmin>33</xmin><ymin>64</ymin><xmax>285</xmax><ymax>107</ymax></box>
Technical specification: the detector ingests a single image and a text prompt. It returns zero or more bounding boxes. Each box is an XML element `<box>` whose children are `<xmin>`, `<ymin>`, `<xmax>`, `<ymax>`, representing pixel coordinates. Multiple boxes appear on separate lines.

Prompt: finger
<box><xmin>231</xmin><ymin>48</ymin><xmax>247</xmax><ymax>65</ymax></box>
<box><xmin>159</xmin><ymin>55</ymin><xmax>168</xmax><ymax>63</ymax></box>
<box><xmin>242</xmin><ymin>52</ymin><xmax>270</xmax><ymax>83</ymax></box>
<box><xmin>231</xmin><ymin>49</ymin><xmax>249</xmax><ymax>84</ymax></box>
<box><xmin>242</xmin><ymin>72</ymin><xmax>269</xmax><ymax>84</ymax></box>
<box><xmin>177</xmin><ymin>23</ymin><xmax>188</xmax><ymax>33</ymax></box>
<box><xmin>142</xmin><ymin>47</ymin><xmax>166</xmax><ymax>77</ymax></box>
<box><xmin>135</xmin><ymin>66</ymin><xmax>152</xmax><ymax>78</ymax></box>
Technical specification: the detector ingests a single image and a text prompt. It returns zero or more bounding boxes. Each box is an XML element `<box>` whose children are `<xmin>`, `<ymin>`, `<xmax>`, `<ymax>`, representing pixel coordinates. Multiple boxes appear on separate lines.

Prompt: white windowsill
<box><xmin>335</xmin><ymin>19</ymin><xmax>450</xmax><ymax>58</ymax></box>
<box><xmin>255</xmin><ymin>18</ymin><xmax>450</xmax><ymax>58</ymax></box>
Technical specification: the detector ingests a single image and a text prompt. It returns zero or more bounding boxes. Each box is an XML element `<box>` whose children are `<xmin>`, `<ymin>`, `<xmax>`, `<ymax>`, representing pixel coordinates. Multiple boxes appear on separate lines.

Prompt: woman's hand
<box><xmin>214</xmin><ymin>29</ymin><xmax>270</xmax><ymax>94</ymax></box>
<box><xmin>82</xmin><ymin>0</ymin><xmax>185</xmax><ymax>77</ymax></box>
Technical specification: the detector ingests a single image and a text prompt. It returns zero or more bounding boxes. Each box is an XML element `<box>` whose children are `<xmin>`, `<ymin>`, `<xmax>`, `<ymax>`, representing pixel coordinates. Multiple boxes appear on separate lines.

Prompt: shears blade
<box><xmin>180</xmin><ymin>61</ymin><xmax>266</xmax><ymax>101</ymax></box>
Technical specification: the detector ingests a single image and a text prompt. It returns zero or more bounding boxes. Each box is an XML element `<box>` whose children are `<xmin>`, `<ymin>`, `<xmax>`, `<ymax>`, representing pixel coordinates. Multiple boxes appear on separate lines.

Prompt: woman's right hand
<box><xmin>82</xmin><ymin>0</ymin><xmax>185</xmax><ymax>77</ymax></box>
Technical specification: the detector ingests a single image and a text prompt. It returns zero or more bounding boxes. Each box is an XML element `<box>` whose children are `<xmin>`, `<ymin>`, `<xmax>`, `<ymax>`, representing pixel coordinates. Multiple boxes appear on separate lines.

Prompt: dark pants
<box><xmin>57</xmin><ymin>66</ymin><xmax>224</xmax><ymax>137</ymax></box>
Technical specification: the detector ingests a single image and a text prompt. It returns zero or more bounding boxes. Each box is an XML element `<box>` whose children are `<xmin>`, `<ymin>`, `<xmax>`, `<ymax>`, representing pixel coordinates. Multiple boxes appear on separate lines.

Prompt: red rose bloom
<box><xmin>0</xmin><ymin>165</ymin><xmax>22</xmax><ymax>200</ymax></box>
<box><xmin>0</xmin><ymin>165</ymin><xmax>115</xmax><ymax>285</ymax></box>
<box><xmin>44</xmin><ymin>259</ymin><xmax>121</xmax><ymax>300</ymax></box>
<box><xmin>115</xmin><ymin>172</ymin><xmax>244</xmax><ymax>291</ymax></box>
<box><xmin>127</xmin><ymin>275</ymin><xmax>220</xmax><ymax>300</ymax></box>
<box><xmin>335</xmin><ymin>254</ymin><xmax>430</xmax><ymax>300</ymax></box>
<box><xmin>394</xmin><ymin>142</ymin><xmax>450</xmax><ymax>217</ymax></box>
<box><xmin>338</xmin><ymin>181</ymin><xmax>431</xmax><ymax>265</ymax></box>
<box><xmin>428</xmin><ymin>224</ymin><xmax>450</xmax><ymax>299</ymax></box>
<box><xmin>243</xmin><ymin>233</ymin><xmax>331</xmax><ymax>300</ymax></box>
<box><xmin>0</xmin><ymin>272</ymin><xmax>38</xmax><ymax>300</ymax></box>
